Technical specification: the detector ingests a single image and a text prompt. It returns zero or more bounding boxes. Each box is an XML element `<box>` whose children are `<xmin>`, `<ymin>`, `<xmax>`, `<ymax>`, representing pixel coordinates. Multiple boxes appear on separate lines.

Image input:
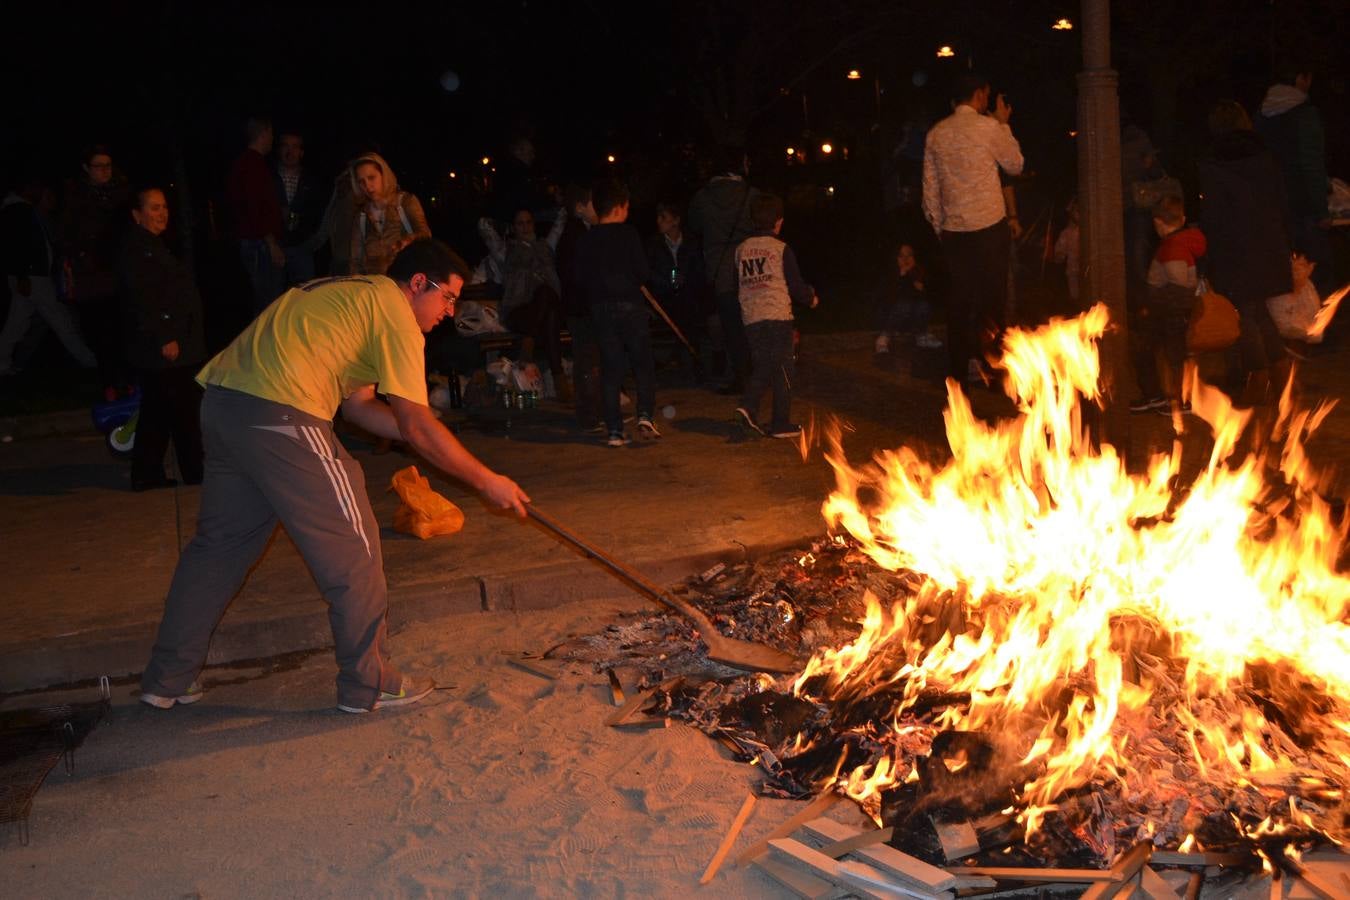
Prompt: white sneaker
<box><xmin>140</xmin><ymin>681</ymin><xmax>204</xmax><ymax>709</ymax></box>
<box><xmin>337</xmin><ymin>676</ymin><xmax>436</xmax><ymax>714</ymax></box>
<box><xmin>874</xmin><ymin>334</ymin><xmax>891</xmax><ymax>354</ymax></box>
<box><xmin>636</xmin><ymin>416</ymin><xmax>661</xmax><ymax>439</ymax></box>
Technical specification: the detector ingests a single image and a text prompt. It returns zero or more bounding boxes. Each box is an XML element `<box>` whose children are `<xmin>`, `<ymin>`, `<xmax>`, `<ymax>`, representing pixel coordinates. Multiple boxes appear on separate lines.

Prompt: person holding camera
<box><xmin>922</xmin><ymin>73</ymin><xmax>1024</xmax><ymax>384</ymax></box>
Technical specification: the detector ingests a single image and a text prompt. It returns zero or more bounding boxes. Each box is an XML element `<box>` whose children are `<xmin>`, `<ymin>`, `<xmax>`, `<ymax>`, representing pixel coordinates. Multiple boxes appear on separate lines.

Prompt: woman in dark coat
<box><xmin>1197</xmin><ymin>101</ymin><xmax>1293</xmax><ymax>401</ymax></box>
<box><xmin>119</xmin><ymin>187</ymin><xmax>206</xmax><ymax>491</ymax></box>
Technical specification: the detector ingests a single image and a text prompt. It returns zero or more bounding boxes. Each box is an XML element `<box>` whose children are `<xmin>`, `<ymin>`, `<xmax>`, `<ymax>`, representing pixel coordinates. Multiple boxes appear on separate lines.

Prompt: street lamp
<box><xmin>1053</xmin><ymin>17</ymin><xmax>1074</xmax><ymax>30</ymax></box>
<box><xmin>846</xmin><ymin>69</ymin><xmax>862</xmax><ymax>80</ymax></box>
<box><xmin>936</xmin><ymin>45</ymin><xmax>955</xmax><ymax>58</ymax></box>
<box><xmin>820</xmin><ymin>142</ymin><xmax>833</xmax><ymax>155</ymax></box>
<box><xmin>606</xmin><ymin>154</ymin><xmax>616</xmax><ymax>163</ymax></box>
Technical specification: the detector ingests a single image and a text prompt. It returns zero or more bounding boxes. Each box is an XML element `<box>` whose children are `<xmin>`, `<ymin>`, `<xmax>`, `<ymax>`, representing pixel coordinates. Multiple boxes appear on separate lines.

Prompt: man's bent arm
<box><xmin>387</xmin><ymin>393</ymin><xmax>529</xmax><ymax>515</ymax></box>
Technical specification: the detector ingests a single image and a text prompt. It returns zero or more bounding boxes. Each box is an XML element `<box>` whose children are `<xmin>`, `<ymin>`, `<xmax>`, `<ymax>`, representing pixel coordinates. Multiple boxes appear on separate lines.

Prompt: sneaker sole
<box><xmin>140</xmin><ymin>690</ymin><xmax>203</xmax><ymax>709</ymax></box>
<box><xmin>337</xmin><ymin>683</ymin><xmax>436</xmax><ymax>714</ymax></box>
<box><xmin>636</xmin><ymin>425</ymin><xmax>661</xmax><ymax>440</ymax></box>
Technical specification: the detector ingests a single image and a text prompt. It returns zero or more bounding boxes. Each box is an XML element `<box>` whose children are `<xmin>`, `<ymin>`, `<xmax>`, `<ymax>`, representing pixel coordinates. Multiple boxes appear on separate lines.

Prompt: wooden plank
<box><xmin>819</xmin><ymin>826</ymin><xmax>895</xmax><ymax>859</ymax></box>
<box><xmin>934</xmin><ymin>819</ymin><xmax>981</xmax><ymax>861</ymax></box>
<box><xmin>767</xmin><ymin>839</ymin><xmax>953</xmax><ymax>900</ymax></box>
<box><xmin>753</xmin><ymin>857</ymin><xmax>842</xmax><ymax>899</ymax></box>
<box><xmin>1081</xmin><ymin>842</ymin><xmax>1154</xmax><ymax>900</ymax></box>
<box><xmin>1150</xmin><ymin>850</ymin><xmax>1251</xmax><ymax>868</ymax></box>
<box><xmin>735</xmin><ymin>792</ymin><xmax>841</xmax><ymax>867</ymax></box>
<box><xmin>606</xmin><ymin>669</ymin><xmax>625</xmax><ymax>706</ymax></box>
<box><xmin>700</xmin><ymin>792</ymin><xmax>757</xmax><ymax>884</ymax></box>
<box><xmin>800</xmin><ymin>817</ymin><xmax>957</xmax><ymax>892</ymax></box>
<box><xmin>1291</xmin><ymin>869</ymin><xmax>1339</xmax><ymax>900</ymax></box>
<box><xmin>504</xmin><ymin>656</ymin><xmax>560</xmax><ymax>680</ymax></box>
<box><xmin>1139</xmin><ymin>866</ymin><xmax>1182</xmax><ymax>900</ymax></box>
<box><xmin>837</xmin><ymin>859</ymin><xmax>955</xmax><ymax>900</ymax></box>
<box><xmin>612</xmin><ymin>716</ymin><xmax>668</xmax><ymax>729</ymax></box>
<box><xmin>603</xmin><ymin>676</ymin><xmax>681</xmax><ymax>726</ymax></box>
<box><xmin>949</xmin><ymin>874</ymin><xmax>998</xmax><ymax>891</ymax></box>
<box><xmin>954</xmin><ymin>866</ymin><xmax>1109</xmax><ymax>883</ymax></box>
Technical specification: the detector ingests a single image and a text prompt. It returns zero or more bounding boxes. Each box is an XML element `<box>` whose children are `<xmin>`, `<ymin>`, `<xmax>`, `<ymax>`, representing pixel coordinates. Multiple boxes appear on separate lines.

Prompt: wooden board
<box><xmin>954</xmin><ymin>866</ymin><xmax>1119</xmax><ymax>884</ymax></box>
<box><xmin>819</xmin><ymin>827</ymin><xmax>895</xmax><ymax>860</ymax></box>
<box><xmin>1139</xmin><ymin>866</ymin><xmax>1182</xmax><ymax>900</ymax></box>
<box><xmin>1081</xmin><ymin>842</ymin><xmax>1153</xmax><ymax>900</ymax></box>
<box><xmin>1150</xmin><ymin>850</ymin><xmax>1251</xmax><ymax>868</ymax></box>
<box><xmin>767</xmin><ymin>839</ymin><xmax>954</xmax><ymax>900</ymax></box>
<box><xmin>735</xmin><ymin>792</ymin><xmax>841</xmax><ymax>866</ymax></box>
<box><xmin>503</xmin><ymin>656</ymin><xmax>560</xmax><ymax>680</ymax></box>
<box><xmin>603</xmin><ymin>675</ymin><xmax>681</xmax><ymax>726</ymax></box>
<box><xmin>800</xmin><ymin>817</ymin><xmax>957</xmax><ymax>892</ymax></box>
<box><xmin>753</xmin><ymin>858</ymin><xmax>842</xmax><ymax>899</ymax></box>
<box><xmin>700</xmin><ymin>792</ymin><xmax>757</xmax><ymax>885</ymax></box>
<box><xmin>934</xmin><ymin>819</ymin><xmax>981</xmax><ymax>861</ymax></box>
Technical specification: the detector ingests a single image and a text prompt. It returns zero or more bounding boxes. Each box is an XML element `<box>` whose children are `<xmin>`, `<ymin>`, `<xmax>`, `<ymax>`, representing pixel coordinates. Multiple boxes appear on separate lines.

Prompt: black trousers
<box><xmin>591</xmin><ymin>302</ymin><xmax>655</xmax><ymax>434</ymax></box>
<box><xmin>741</xmin><ymin>320</ymin><xmax>795</xmax><ymax>430</ymax></box>
<box><xmin>132</xmin><ymin>365</ymin><xmax>204</xmax><ymax>485</ymax></box>
<box><xmin>941</xmin><ymin>220</ymin><xmax>1011</xmax><ymax>379</ymax></box>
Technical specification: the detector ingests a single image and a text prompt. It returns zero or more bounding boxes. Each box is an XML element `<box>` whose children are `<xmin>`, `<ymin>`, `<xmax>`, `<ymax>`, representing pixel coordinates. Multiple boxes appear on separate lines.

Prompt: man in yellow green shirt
<box><xmin>140</xmin><ymin>239</ymin><xmax>529</xmax><ymax>714</ymax></box>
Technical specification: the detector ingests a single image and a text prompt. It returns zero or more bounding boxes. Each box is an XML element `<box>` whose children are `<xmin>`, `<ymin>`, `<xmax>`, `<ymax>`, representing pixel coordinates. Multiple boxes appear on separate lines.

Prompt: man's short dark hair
<box><xmin>655</xmin><ymin>200</ymin><xmax>683</xmax><ymax>220</ymax></box>
<box><xmin>83</xmin><ymin>143</ymin><xmax>112</xmax><ymax>165</ymax></box>
<box><xmin>749</xmin><ymin>193</ymin><xmax>784</xmax><ymax>232</ymax></box>
<box><xmin>562</xmin><ymin>182</ymin><xmax>591</xmax><ymax>213</ymax></box>
<box><xmin>245</xmin><ymin>117</ymin><xmax>272</xmax><ymax>143</ymax></box>
<box><xmin>715</xmin><ymin>144</ymin><xmax>747</xmax><ymax>176</ymax></box>
<box><xmin>951</xmin><ymin>73</ymin><xmax>990</xmax><ymax>105</ymax></box>
<box><xmin>591</xmin><ymin>178</ymin><xmax>629</xmax><ymax>218</ymax></box>
<box><xmin>387</xmin><ymin>238</ymin><xmax>470</xmax><ymax>285</ymax></box>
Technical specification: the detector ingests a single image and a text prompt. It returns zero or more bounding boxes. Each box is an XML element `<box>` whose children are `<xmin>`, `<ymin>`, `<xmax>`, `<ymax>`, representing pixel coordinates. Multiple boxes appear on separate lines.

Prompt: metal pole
<box><xmin>1077</xmin><ymin>0</ymin><xmax>1131</xmax><ymax>454</ymax></box>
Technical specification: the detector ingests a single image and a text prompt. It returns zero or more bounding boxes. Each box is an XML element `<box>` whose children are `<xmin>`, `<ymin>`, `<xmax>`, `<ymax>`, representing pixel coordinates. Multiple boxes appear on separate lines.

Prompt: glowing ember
<box><xmin>800</xmin><ymin>304</ymin><xmax>1350</xmax><ymax>847</ymax></box>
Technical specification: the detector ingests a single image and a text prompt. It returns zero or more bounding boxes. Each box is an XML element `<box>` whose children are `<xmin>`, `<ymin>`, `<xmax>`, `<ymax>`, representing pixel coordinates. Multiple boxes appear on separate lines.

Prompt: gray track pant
<box><xmin>141</xmin><ymin>386</ymin><xmax>402</xmax><ymax>709</ymax></box>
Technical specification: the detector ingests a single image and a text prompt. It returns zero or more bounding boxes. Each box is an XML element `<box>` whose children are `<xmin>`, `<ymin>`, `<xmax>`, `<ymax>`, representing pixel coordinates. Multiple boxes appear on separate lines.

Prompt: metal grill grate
<box><xmin>0</xmin><ymin>678</ymin><xmax>110</xmax><ymax>845</ymax></box>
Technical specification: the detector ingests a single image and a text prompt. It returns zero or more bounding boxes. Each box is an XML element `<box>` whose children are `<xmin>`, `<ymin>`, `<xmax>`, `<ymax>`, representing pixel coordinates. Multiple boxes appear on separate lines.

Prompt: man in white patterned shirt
<box><xmin>923</xmin><ymin>73</ymin><xmax>1024</xmax><ymax>382</ymax></box>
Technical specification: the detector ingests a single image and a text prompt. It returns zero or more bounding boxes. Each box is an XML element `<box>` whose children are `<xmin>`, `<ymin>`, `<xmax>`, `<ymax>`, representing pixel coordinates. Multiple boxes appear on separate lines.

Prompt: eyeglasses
<box><xmin>424</xmin><ymin>277</ymin><xmax>459</xmax><ymax>308</ymax></box>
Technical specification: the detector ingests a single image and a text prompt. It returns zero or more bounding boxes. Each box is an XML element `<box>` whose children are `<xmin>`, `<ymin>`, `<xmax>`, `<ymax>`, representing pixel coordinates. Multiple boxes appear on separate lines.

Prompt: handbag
<box><xmin>1186</xmin><ymin>278</ymin><xmax>1240</xmax><ymax>353</ymax></box>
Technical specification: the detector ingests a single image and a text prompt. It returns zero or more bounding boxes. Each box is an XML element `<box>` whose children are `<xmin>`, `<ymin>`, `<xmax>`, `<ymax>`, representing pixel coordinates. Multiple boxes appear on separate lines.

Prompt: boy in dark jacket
<box><xmin>645</xmin><ymin>200</ymin><xmax>708</xmax><ymax>384</ymax></box>
<box><xmin>573</xmin><ymin>179</ymin><xmax>656</xmax><ymax>446</ymax></box>
<box><xmin>733</xmin><ymin>193</ymin><xmax>818</xmax><ymax>439</ymax></box>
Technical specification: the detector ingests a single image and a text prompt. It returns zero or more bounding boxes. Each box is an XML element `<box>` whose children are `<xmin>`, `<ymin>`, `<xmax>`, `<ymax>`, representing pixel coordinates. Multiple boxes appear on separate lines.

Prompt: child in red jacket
<box><xmin>1130</xmin><ymin>195</ymin><xmax>1206</xmax><ymax>414</ymax></box>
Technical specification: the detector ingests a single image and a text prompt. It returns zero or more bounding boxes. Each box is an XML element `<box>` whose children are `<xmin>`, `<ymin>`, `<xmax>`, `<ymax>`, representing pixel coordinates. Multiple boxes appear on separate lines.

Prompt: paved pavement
<box><xmin>3</xmin><ymin>328</ymin><xmax>1349</xmax><ymax>695</ymax></box>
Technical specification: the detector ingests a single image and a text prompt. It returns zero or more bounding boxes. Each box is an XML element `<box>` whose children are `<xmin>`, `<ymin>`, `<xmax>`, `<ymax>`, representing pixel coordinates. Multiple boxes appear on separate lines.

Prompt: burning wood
<box><xmin>564</xmin><ymin>306</ymin><xmax>1350</xmax><ymax>890</ymax></box>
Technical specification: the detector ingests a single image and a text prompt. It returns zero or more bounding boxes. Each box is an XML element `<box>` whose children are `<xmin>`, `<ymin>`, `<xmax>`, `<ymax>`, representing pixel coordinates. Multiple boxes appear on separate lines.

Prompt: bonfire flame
<box><xmin>798</xmin><ymin>304</ymin><xmax>1350</xmax><ymax>845</ymax></box>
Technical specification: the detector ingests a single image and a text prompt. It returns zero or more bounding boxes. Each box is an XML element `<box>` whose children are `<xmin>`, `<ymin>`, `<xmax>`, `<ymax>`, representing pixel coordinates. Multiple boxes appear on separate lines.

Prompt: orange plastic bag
<box><xmin>389</xmin><ymin>465</ymin><xmax>465</xmax><ymax>539</ymax></box>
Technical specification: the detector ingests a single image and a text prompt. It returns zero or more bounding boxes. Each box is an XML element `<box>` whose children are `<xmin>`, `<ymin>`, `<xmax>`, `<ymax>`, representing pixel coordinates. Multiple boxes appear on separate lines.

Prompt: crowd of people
<box><xmin>0</xmin><ymin>56</ymin><xmax>1338</xmax><ymax>715</ymax></box>
<box><xmin>0</xmin><ymin>59</ymin><xmax>1340</xmax><ymax>490</ymax></box>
